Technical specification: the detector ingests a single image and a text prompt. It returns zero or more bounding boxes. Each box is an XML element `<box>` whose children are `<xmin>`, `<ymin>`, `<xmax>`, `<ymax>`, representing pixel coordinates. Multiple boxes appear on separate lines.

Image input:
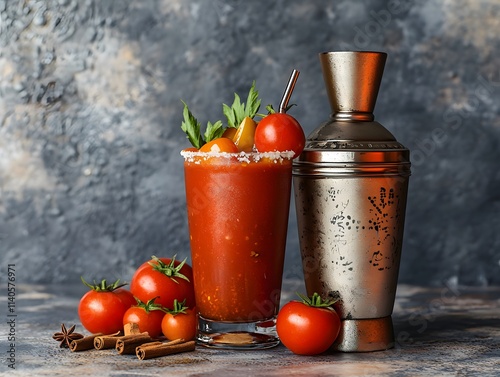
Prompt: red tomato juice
<box><xmin>183</xmin><ymin>153</ymin><xmax>292</xmax><ymax>322</ymax></box>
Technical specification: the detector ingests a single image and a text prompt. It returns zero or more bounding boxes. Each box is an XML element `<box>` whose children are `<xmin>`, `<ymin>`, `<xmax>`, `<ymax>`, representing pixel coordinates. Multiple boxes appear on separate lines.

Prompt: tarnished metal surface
<box><xmin>294</xmin><ymin>175</ymin><xmax>409</xmax><ymax>319</ymax></box>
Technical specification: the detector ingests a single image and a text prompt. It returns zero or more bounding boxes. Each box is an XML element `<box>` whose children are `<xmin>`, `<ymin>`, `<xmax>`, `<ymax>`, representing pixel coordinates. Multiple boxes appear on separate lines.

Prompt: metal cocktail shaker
<box><xmin>293</xmin><ymin>51</ymin><xmax>411</xmax><ymax>352</ymax></box>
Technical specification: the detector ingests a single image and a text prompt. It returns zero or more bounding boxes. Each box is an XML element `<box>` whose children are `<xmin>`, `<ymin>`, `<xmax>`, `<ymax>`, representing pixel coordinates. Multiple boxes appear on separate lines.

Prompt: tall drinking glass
<box><xmin>181</xmin><ymin>150</ymin><xmax>293</xmax><ymax>350</ymax></box>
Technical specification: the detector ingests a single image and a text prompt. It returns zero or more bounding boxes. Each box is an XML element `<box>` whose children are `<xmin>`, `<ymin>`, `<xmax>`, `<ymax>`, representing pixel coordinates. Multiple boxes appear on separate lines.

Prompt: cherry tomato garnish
<box><xmin>255</xmin><ymin>113</ymin><xmax>305</xmax><ymax>158</ymax></box>
<box><xmin>199</xmin><ymin>138</ymin><xmax>239</xmax><ymax>153</ymax></box>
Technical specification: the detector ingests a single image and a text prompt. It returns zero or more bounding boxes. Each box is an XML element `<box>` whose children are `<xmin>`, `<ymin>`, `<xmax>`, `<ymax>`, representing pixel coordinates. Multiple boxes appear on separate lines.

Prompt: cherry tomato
<box><xmin>199</xmin><ymin>138</ymin><xmax>239</xmax><ymax>153</ymax></box>
<box><xmin>255</xmin><ymin>113</ymin><xmax>305</xmax><ymax>158</ymax></box>
<box><xmin>161</xmin><ymin>300</ymin><xmax>197</xmax><ymax>341</ymax></box>
<box><xmin>276</xmin><ymin>293</ymin><xmax>341</xmax><ymax>355</ymax></box>
<box><xmin>78</xmin><ymin>278</ymin><xmax>136</xmax><ymax>335</ymax></box>
<box><xmin>130</xmin><ymin>255</ymin><xmax>196</xmax><ymax>310</ymax></box>
<box><xmin>232</xmin><ymin>116</ymin><xmax>257</xmax><ymax>152</ymax></box>
<box><xmin>122</xmin><ymin>298</ymin><xmax>166</xmax><ymax>338</ymax></box>
<box><xmin>221</xmin><ymin>127</ymin><xmax>237</xmax><ymax>139</ymax></box>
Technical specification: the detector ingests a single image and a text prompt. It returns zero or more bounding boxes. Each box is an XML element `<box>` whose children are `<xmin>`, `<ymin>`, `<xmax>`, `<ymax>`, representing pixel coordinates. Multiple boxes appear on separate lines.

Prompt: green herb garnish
<box><xmin>181</xmin><ymin>101</ymin><xmax>205</xmax><ymax>149</ymax></box>
<box><xmin>181</xmin><ymin>82</ymin><xmax>262</xmax><ymax>148</ymax></box>
<box><xmin>204</xmin><ymin>120</ymin><xmax>224</xmax><ymax>144</ymax></box>
<box><xmin>222</xmin><ymin>81</ymin><xmax>261</xmax><ymax>128</ymax></box>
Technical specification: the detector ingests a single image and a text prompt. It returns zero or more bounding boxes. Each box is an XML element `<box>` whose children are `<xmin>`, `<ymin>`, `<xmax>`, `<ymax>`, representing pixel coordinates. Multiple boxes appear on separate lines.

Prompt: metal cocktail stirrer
<box><xmin>279</xmin><ymin>69</ymin><xmax>300</xmax><ymax>113</ymax></box>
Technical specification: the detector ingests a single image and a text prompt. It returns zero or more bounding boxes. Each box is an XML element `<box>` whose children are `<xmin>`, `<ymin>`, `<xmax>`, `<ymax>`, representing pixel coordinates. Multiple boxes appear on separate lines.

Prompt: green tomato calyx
<box><xmin>165</xmin><ymin>299</ymin><xmax>189</xmax><ymax>316</ymax></box>
<box><xmin>296</xmin><ymin>292</ymin><xmax>338</xmax><ymax>308</ymax></box>
<box><xmin>133</xmin><ymin>296</ymin><xmax>167</xmax><ymax>313</ymax></box>
<box><xmin>260</xmin><ymin>103</ymin><xmax>296</xmax><ymax>117</ymax></box>
<box><xmin>149</xmin><ymin>255</ymin><xmax>190</xmax><ymax>284</ymax></box>
<box><xmin>81</xmin><ymin>277</ymin><xmax>128</xmax><ymax>292</ymax></box>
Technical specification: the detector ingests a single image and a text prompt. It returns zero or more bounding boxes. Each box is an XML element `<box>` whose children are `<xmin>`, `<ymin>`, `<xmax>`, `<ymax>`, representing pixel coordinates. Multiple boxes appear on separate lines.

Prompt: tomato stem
<box><xmin>148</xmin><ymin>255</ymin><xmax>190</xmax><ymax>284</ymax></box>
<box><xmin>296</xmin><ymin>292</ymin><xmax>338</xmax><ymax>308</ymax></box>
<box><xmin>133</xmin><ymin>296</ymin><xmax>167</xmax><ymax>313</ymax></box>
<box><xmin>80</xmin><ymin>277</ymin><xmax>128</xmax><ymax>292</ymax></box>
<box><xmin>165</xmin><ymin>299</ymin><xmax>189</xmax><ymax>316</ymax></box>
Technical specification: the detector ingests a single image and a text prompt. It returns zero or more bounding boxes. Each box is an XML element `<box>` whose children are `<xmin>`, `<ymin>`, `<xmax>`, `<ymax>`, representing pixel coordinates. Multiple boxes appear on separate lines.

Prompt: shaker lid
<box><xmin>293</xmin><ymin>127</ymin><xmax>410</xmax><ymax>177</ymax></box>
<box><xmin>293</xmin><ymin>51</ymin><xmax>410</xmax><ymax>173</ymax></box>
<box><xmin>296</xmin><ymin>119</ymin><xmax>409</xmax><ymax>164</ymax></box>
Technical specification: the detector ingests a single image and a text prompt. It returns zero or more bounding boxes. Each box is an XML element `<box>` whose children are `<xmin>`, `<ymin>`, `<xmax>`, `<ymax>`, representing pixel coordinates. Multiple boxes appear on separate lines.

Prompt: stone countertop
<box><xmin>2</xmin><ymin>281</ymin><xmax>500</xmax><ymax>377</ymax></box>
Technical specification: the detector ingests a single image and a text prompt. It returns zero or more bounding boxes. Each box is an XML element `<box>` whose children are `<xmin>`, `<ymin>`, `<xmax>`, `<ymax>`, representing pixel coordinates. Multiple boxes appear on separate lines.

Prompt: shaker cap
<box><xmin>319</xmin><ymin>51</ymin><xmax>386</xmax><ymax>121</ymax></box>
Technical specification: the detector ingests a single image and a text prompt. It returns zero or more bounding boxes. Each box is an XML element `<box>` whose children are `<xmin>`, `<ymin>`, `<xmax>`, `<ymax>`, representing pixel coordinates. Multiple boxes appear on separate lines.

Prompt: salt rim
<box><xmin>180</xmin><ymin>150</ymin><xmax>295</xmax><ymax>164</ymax></box>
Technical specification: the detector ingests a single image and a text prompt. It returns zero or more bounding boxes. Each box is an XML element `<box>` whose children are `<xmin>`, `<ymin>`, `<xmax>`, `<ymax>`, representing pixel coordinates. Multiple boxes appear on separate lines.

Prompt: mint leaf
<box><xmin>181</xmin><ymin>101</ymin><xmax>204</xmax><ymax>149</ymax></box>
<box><xmin>204</xmin><ymin>120</ymin><xmax>224</xmax><ymax>142</ymax></box>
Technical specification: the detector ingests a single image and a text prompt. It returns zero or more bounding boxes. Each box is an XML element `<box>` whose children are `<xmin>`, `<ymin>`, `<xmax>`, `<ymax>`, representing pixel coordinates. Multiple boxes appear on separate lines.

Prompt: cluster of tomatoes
<box><xmin>77</xmin><ymin>256</ymin><xmax>341</xmax><ymax>355</ymax></box>
<box><xmin>196</xmin><ymin>113</ymin><xmax>306</xmax><ymax>158</ymax></box>
<box><xmin>77</xmin><ymin>255</ymin><xmax>197</xmax><ymax>341</ymax></box>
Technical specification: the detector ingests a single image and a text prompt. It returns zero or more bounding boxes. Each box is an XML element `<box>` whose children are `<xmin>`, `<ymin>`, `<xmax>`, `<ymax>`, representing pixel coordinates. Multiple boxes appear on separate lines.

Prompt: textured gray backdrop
<box><xmin>1</xmin><ymin>0</ymin><xmax>499</xmax><ymax>286</ymax></box>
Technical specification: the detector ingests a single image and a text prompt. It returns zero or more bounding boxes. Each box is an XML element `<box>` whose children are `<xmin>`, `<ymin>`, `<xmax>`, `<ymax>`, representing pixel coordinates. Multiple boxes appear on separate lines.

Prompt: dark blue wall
<box><xmin>1</xmin><ymin>0</ymin><xmax>499</xmax><ymax>286</ymax></box>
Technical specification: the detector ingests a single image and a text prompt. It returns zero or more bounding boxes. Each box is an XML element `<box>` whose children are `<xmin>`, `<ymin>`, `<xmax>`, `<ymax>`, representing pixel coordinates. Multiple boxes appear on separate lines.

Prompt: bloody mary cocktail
<box><xmin>182</xmin><ymin>150</ymin><xmax>293</xmax><ymax>349</ymax></box>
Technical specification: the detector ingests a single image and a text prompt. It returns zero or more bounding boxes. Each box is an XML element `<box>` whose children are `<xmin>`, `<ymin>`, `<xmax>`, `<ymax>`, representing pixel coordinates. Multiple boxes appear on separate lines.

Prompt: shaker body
<box><xmin>294</xmin><ymin>174</ymin><xmax>409</xmax><ymax>320</ymax></box>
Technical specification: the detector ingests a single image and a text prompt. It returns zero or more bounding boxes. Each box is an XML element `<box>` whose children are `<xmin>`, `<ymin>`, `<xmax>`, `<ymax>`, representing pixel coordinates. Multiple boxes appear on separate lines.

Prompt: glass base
<box><xmin>197</xmin><ymin>315</ymin><xmax>280</xmax><ymax>350</ymax></box>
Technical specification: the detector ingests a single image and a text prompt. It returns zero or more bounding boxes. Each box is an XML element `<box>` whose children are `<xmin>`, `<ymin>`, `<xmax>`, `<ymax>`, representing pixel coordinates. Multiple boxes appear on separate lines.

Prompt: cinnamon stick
<box><xmin>69</xmin><ymin>333</ymin><xmax>103</xmax><ymax>352</ymax></box>
<box><xmin>136</xmin><ymin>339</ymin><xmax>196</xmax><ymax>360</ymax></box>
<box><xmin>136</xmin><ymin>341</ymin><xmax>165</xmax><ymax>349</ymax></box>
<box><xmin>124</xmin><ymin>322</ymin><xmax>141</xmax><ymax>335</ymax></box>
<box><xmin>116</xmin><ymin>333</ymin><xmax>153</xmax><ymax>355</ymax></box>
<box><xmin>93</xmin><ymin>332</ymin><xmax>122</xmax><ymax>350</ymax></box>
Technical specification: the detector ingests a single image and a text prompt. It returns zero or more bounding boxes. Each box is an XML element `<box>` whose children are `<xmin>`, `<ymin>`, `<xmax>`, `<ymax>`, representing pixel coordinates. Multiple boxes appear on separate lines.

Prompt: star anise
<box><xmin>52</xmin><ymin>323</ymin><xmax>84</xmax><ymax>348</ymax></box>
